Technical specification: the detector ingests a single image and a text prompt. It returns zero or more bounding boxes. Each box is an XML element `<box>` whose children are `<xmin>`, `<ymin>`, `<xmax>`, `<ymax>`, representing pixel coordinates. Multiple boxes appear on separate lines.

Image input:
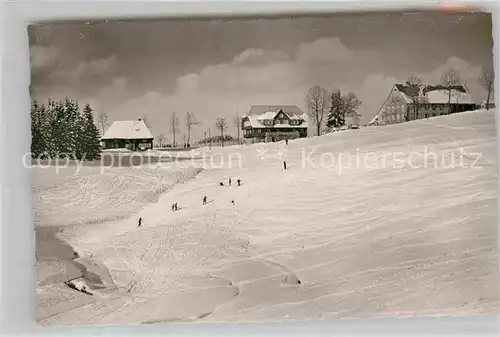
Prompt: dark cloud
<box><xmin>28</xmin><ymin>11</ymin><xmax>493</xmax><ymax>139</ymax></box>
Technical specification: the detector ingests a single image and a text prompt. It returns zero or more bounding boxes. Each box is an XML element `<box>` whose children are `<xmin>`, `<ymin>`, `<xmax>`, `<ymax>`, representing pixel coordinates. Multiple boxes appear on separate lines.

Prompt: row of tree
<box><xmin>57</xmin><ymin>64</ymin><xmax>493</xmax><ymax>152</ymax></box>
<box><xmin>305</xmin><ymin>85</ymin><xmax>362</xmax><ymax>136</ymax></box>
<box><xmin>31</xmin><ymin>98</ymin><xmax>102</xmax><ymax>160</ymax></box>
<box><xmin>155</xmin><ymin>112</ymin><xmax>241</xmax><ymax>148</ymax></box>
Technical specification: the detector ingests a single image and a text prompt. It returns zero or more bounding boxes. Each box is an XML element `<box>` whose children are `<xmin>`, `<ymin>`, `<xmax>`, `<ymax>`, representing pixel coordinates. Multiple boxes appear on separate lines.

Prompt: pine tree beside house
<box><xmin>326</xmin><ymin>90</ymin><xmax>345</xmax><ymax>129</ymax></box>
<box><xmin>30</xmin><ymin>98</ymin><xmax>102</xmax><ymax>160</ymax></box>
<box><xmin>82</xmin><ymin>104</ymin><xmax>102</xmax><ymax>160</ymax></box>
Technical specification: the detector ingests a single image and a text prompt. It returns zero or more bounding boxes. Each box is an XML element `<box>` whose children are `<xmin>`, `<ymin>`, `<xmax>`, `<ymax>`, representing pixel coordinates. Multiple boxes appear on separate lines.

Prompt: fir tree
<box><xmin>326</xmin><ymin>90</ymin><xmax>345</xmax><ymax>129</ymax></box>
<box><xmin>31</xmin><ymin>100</ymin><xmax>46</xmax><ymax>158</ymax></box>
<box><xmin>31</xmin><ymin>98</ymin><xmax>102</xmax><ymax>160</ymax></box>
<box><xmin>82</xmin><ymin>104</ymin><xmax>102</xmax><ymax>160</ymax></box>
<box><xmin>63</xmin><ymin>97</ymin><xmax>83</xmax><ymax>159</ymax></box>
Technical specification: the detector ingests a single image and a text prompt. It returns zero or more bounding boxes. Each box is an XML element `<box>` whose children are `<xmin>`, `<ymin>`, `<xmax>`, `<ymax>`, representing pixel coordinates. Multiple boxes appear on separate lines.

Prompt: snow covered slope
<box><xmin>36</xmin><ymin>109</ymin><xmax>498</xmax><ymax>326</ymax></box>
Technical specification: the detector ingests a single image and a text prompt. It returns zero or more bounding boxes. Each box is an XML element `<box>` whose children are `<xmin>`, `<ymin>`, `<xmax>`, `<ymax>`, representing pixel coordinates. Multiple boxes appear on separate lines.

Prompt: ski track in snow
<box><xmin>36</xmin><ymin>110</ymin><xmax>499</xmax><ymax>326</ymax></box>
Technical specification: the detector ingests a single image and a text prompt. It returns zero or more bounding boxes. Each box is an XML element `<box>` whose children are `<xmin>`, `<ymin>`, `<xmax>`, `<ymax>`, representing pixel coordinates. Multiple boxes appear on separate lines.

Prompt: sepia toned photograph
<box><xmin>30</xmin><ymin>9</ymin><xmax>498</xmax><ymax>327</ymax></box>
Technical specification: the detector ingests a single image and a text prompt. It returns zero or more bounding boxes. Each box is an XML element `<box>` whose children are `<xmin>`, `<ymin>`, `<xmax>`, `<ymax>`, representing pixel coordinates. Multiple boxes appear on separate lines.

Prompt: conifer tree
<box><xmin>31</xmin><ymin>100</ymin><xmax>46</xmax><ymax>158</ymax></box>
<box><xmin>82</xmin><ymin>104</ymin><xmax>102</xmax><ymax>160</ymax></box>
<box><xmin>326</xmin><ymin>90</ymin><xmax>345</xmax><ymax>129</ymax></box>
<box><xmin>63</xmin><ymin>97</ymin><xmax>82</xmax><ymax>158</ymax></box>
<box><xmin>30</xmin><ymin>98</ymin><xmax>102</xmax><ymax>160</ymax></box>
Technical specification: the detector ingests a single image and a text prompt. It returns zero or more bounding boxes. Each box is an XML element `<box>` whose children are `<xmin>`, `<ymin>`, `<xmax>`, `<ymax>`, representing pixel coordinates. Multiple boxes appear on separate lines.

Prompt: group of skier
<box><xmin>138</xmin><ymin>138</ymin><xmax>292</xmax><ymax>227</ymax></box>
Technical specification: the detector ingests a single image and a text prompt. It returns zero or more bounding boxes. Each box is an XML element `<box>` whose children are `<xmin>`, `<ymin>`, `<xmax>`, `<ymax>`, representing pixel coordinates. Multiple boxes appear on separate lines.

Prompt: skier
<box><xmin>229</xmin><ymin>178</ymin><xmax>232</xmax><ymax>186</ymax></box>
<box><xmin>231</xmin><ymin>200</ymin><xmax>235</xmax><ymax>205</ymax></box>
<box><xmin>219</xmin><ymin>182</ymin><xmax>224</xmax><ymax>186</ymax></box>
<box><xmin>203</xmin><ymin>196</ymin><xmax>207</xmax><ymax>205</ymax></box>
<box><xmin>174</xmin><ymin>202</ymin><xmax>178</xmax><ymax>211</ymax></box>
<box><xmin>137</xmin><ymin>217</ymin><xmax>143</xmax><ymax>227</ymax></box>
<box><xmin>237</xmin><ymin>179</ymin><xmax>241</xmax><ymax>186</ymax></box>
<box><xmin>283</xmin><ymin>161</ymin><xmax>287</xmax><ymax>170</ymax></box>
<box><xmin>171</xmin><ymin>203</ymin><xmax>175</xmax><ymax>211</ymax></box>
<box><xmin>285</xmin><ymin>139</ymin><xmax>288</xmax><ymax>145</ymax></box>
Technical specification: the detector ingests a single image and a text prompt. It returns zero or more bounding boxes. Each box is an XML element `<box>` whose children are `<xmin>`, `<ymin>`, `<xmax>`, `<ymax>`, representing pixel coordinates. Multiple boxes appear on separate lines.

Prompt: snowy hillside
<box><xmin>36</xmin><ymin>109</ymin><xmax>498</xmax><ymax>326</ymax></box>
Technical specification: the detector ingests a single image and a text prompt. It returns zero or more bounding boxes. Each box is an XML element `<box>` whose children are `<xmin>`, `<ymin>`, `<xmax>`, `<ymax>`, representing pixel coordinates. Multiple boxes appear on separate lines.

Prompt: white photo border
<box><xmin>1</xmin><ymin>0</ymin><xmax>498</xmax><ymax>335</ymax></box>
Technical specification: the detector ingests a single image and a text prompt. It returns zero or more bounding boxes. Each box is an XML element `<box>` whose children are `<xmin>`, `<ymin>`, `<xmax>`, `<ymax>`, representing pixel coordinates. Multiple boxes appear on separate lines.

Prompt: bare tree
<box><xmin>406</xmin><ymin>76</ymin><xmax>423</xmax><ymax>121</ymax></box>
<box><xmin>158</xmin><ymin>133</ymin><xmax>166</xmax><ymax>147</ymax></box>
<box><xmin>184</xmin><ymin>111</ymin><xmax>200</xmax><ymax>146</ymax></box>
<box><xmin>233</xmin><ymin>112</ymin><xmax>241</xmax><ymax>145</ymax></box>
<box><xmin>342</xmin><ymin>92</ymin><xmax>362</xmax><ymax>120</ymax></box>
<box><xmin>96</xmin><ymin>111</ymin><xmax>109</xmax><ymax>135</ymax></box>
<box><xmin>215</xmin><ymin>117</ymin><xmax>228</xmax><ymax>147</ymax></box>
<box><xmin>479</xmin><ymin>65</ymin><xmax>495</xmax><ymax>110</ymax></box>
<box><xmin>440</xmin><ymin>68</ymin><xmax>463</xmax><ymax>114</ymax></box>
<box><xmin>170</xmin><ymin>112</ymin><xmax>180</xmax><ymax>147</ymax></box>
<box><xmin>305</xmin><ymin>85</ymin><xmax>329</xmax><ymax>136</ymax></box>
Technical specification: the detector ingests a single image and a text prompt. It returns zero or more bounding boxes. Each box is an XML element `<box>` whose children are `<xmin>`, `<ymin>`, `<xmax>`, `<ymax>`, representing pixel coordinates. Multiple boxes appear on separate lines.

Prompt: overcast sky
<box><xmin>29</xmin><ymin>10</ymin><xmax>493</xmax><ymax>141</ymax></box>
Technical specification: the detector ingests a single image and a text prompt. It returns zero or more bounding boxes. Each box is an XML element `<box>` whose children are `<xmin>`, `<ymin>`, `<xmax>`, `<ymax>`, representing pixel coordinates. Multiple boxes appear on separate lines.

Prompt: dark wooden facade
<box><xmin>102</xmin><ymin>138</ymin><xmax>153</xmax><ymax>151</ymax></box>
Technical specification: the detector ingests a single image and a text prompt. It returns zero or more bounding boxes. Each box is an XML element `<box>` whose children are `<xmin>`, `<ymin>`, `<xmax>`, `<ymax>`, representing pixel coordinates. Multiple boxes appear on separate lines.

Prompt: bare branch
<box><xmin>479</xmin><ymin>65</ymin><xmax>495</xmax><ymax>110</ymax></box>
<box><xmin>184</xmin><ymin>111</ymin><xmax>200</xmax><ymax>146</ymax></box>
<box><xmin>171</xmin><ymin>112</ymin><xmax>180</xmax><ymax>147</ymax></box>
<box><xmin>440</xmin><ymin>68</ymin><xmax>462</xmax><ymax>88</ymax></box>
<box><xmin>215</xmin><ymin>117</ymin><xmax>228</xmax><ymax>147</ymax></box>
<box><xmin>440</xmin><ymin>68</ymin><xmax>463</xmax><ymax>114</ymax></box>
<box><xmin>305</xmin><ymin>85</ymin><xmax>329</xmax><ymax>136</ymax></box>
<box><xmin>157</xmin><ymin>133</ymin><xmax>166</xmax><ymax>147</ymax></box>
<box><xmin>95</xmin><ymin>111</ymin><xmax>109</xmax><ymax>135</ymax></box>
<box><xmin>234</xmin><ymin>112</ymin><xmax>241</xmax><ymax>145</ymax></box>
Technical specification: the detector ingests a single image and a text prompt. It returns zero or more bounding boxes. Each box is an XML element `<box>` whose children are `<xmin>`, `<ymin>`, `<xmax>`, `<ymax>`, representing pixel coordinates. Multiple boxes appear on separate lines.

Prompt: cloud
<box><xmin>231</xmin><ymin>48</ymin><xmax>291</xmax><ymax>66</ymax></box>
<box><xmin>30</xmin><ymin>45</ymin><xmax>60</xmax><ymax>72</ymax></box>
<box><xmin>417</xmin><ymin>57</ymin><xmax>484</xmax><ymax>102</ymax></box>
<box><xmin>111</xmin><ymin>37</ymin><xmax>390</xmax><ymax>138</ymax></box>
<box><xmin>69</xmin><ymin>55</ymin><xmax>118</xmax><ymax>83</ymax></box>
<box><xmin>80</xmin><ymin>76</ymin><xmax>128</xmax><ymax>113</ymax></box>
<box><xmin>35</xmin><ymin>55</ymin><xmax>121</xmax><ymax>101</ymax></box>
<box><xmin>296</xmin><ymin>37</ymin><xmax>352</xmax><ymax>64</ymax></box>
<box><xmin>92</xmin><ymin>37</ymin><xmax>486</xmax><ymax>140</ymax></box>
<box><xmin>419</xmin><ymin>57</ymin><xmax>482</xmax><ymax>84</ymax></box>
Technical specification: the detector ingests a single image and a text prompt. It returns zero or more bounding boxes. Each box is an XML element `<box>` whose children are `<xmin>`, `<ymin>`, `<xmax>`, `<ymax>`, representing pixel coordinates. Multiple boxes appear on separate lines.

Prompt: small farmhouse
<box><xmin>241</xmin><ymin>105</ymin><xmax>308</xmax><ymax>142</ymax></box>
<box><xmin>369</xmin><ymin>83</ymin><xmax>476</xmax><ymax>126</ymax></box>
<box><xmin>101</xmin><ymin>118</ymin><xmax>154</xmax><ymax>151</ymax></box>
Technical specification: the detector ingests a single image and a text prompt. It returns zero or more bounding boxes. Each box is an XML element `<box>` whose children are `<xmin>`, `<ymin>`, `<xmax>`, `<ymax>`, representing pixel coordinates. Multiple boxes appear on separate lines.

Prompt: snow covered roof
<box><xmin>244</xmin><ymin>105</ymin><xmax>308</xmax><ymax>128</ymax></box>
<box><xmin>394</xmin><ymin>84</ymin><xmax>474</xmax><ymax>104</ymax></box>
<box><xmin>256</xmin><ymin>111</ymin><xmax>279</xmax><ymax>120</ymax></box>
<box><xmin>101</xmin><ymin>120</ymin><xmax>154</xmax><ymax>140</ymax></box>
<box><xmin>247</xmin><ymin>105</ymin><xmax>305</xmax><ymax>117</ymax></box>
